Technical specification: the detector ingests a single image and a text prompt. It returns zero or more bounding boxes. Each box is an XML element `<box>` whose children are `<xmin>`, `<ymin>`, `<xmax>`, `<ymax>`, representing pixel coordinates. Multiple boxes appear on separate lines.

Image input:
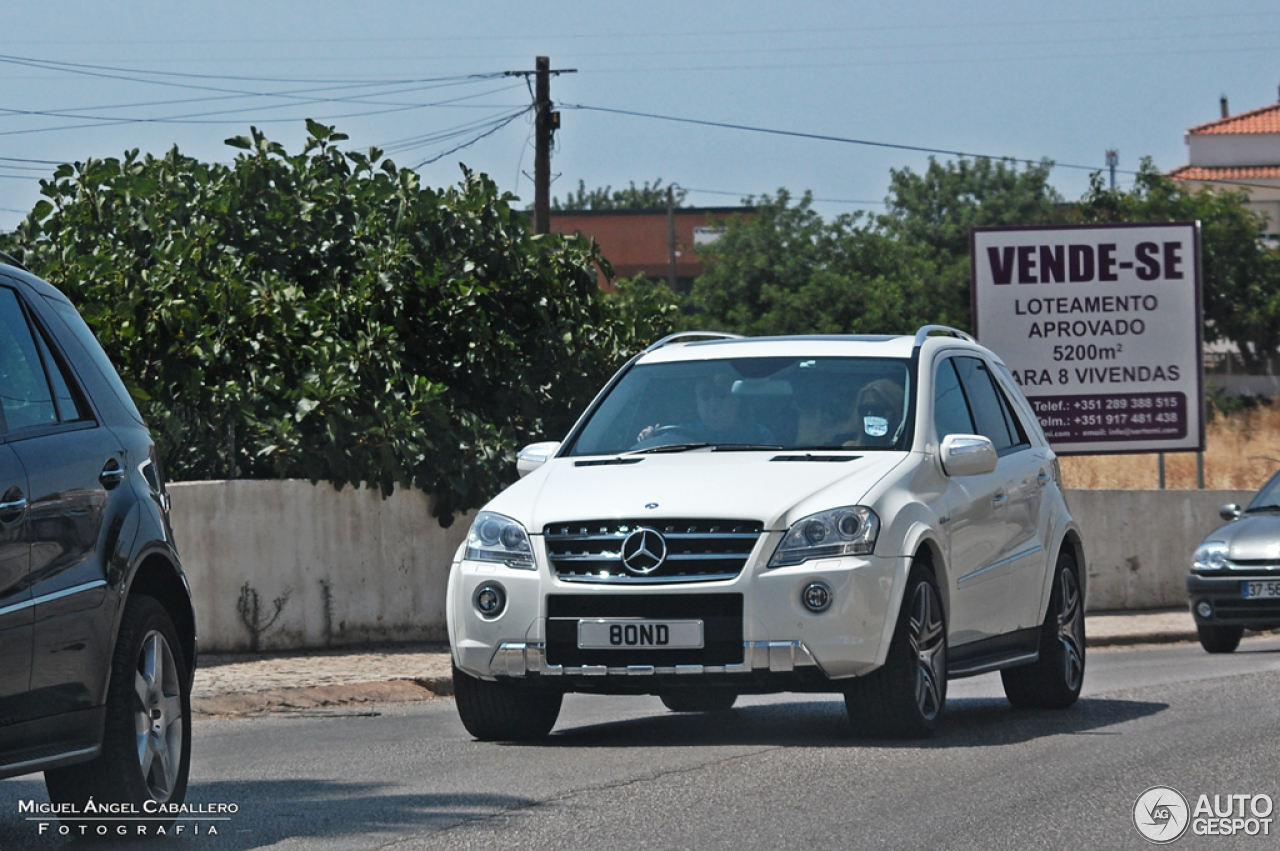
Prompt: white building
<box><xmin>1169</xmin><ymin>95</ymin><xmax>1280</xmax><ymax>241</ymax></box>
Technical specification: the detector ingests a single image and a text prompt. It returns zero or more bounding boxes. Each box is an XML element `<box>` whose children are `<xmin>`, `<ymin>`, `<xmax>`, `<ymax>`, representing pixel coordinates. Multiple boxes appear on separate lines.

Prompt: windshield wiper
<box><xmin>1244</xmin><ymin>505</ymin><xmax>1280</xmax><ymax>513</ymax></box>
<box><xmin>625</xmin><ymin>442</ymin><xmax>711</xmax><ymax>455</ymax></box>
<box><xmin>710</xmin><ymin>443</ymin><xmax>784</xmax><ymax>452</ymax></box>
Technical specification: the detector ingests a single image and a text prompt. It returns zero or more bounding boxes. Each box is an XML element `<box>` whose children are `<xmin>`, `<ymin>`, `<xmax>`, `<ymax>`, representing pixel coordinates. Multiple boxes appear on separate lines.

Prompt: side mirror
<box><xmin>516</xmin><ymin>441</ymin><xmax>561</xmax><ymax>477</ymax></box>
<box><xmin>940</xmin><ymin>434</ymin><xmax>998</xmax><ymax>477</ymax></box>
<box><xmin>1220</xmin><ymin>504</ymin><xmax>1242</xmax><ymax>521</ymax></box>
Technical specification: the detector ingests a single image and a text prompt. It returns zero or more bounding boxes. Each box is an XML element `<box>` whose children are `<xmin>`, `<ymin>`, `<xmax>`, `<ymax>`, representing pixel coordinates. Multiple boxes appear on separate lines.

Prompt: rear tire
<box><xmin>1001</xmin><ymin>551</ymin><xmax>1085</xmax><ymax>709</ymax></box>
<box><xmin>844</xmin><ymin>563</ymin><xmax>947</xmax><ymax>739</ymax></box>
<box><xmin>45</xmin><ymin>595</ymin><xmax>192</xmax><ymax>831</ymax></box>
<box><xmin>1197</xmin><ymin>624</ymin><xmax>1243</xmax><ymax>654</ymax></box>
<box><xmin>660</xmin><ymin>691</ymin><xmax>737</xmax><ymax>713</ymax></box>
<box><xmin>452</xmin><ymin>663</ymin><xmax>562</xmax><ymax>741</ymax></box>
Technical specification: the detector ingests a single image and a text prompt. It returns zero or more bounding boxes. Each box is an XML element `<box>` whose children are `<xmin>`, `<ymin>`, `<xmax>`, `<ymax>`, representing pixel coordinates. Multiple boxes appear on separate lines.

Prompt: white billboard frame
<box><xmin>970</xmin><ymin>222</ymin><xmax>1204</xmax><ymax>456</ymax></box>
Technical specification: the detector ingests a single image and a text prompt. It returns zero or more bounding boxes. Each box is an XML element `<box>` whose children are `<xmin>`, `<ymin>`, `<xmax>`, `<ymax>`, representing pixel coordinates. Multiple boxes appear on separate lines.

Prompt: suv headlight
<box><xmin>769</xmin><ymin>506</ymin><xmax>880</xmax><ymax>567</ymax></box>
<box><xmin>465</xmin><ymin>511</ymin><xmax>534</xmax><ymax>569</ymax></box>
<box><xmin>1191</xmin><ymin>540</ymin><xmax>1228</xmax><ymax>571</ymax></box>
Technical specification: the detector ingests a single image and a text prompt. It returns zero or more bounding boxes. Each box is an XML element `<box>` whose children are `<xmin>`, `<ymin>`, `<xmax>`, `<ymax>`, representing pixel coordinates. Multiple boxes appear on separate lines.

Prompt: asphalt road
<box><xmin>4</xmin><ymin>636</ymin><xmax>1280</xmax><ymax>850</ymax></box>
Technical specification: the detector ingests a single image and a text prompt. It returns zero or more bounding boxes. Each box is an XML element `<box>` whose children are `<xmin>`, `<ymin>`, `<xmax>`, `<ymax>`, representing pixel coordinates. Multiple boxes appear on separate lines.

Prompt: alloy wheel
<box><xmin>133</xmin><ymin>630</ymin><xmax>184</xmax><ymax>802</ymax></box>
<box><xmin>908</xmin><ymin>581</ymin><xmax>946</xmax><ymax>720</ymax></box>
<box><xmin>1056</xmin><ymin>569</ymin><xmax>1085</xmax><ymax>693</ymax></box>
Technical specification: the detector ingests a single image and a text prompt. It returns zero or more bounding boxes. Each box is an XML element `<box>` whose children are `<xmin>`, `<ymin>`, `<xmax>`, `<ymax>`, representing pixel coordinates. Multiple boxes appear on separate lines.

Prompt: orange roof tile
<box><xmin>1169</xmin><ymin>165</ymin><xmax>1280</xmax><ymax>181</ymax></box>
<box><xmin>1188</xmin><ymin>102</ymin><xmax>1280</xmax><ymax>135</ymax></box>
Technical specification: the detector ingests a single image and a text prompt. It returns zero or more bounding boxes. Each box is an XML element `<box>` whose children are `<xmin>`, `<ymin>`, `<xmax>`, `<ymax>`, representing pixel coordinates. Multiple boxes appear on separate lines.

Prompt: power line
<box><xmin>409</xmin><ymin>109</ymin><xmax>530</xmax><ymax>169</ymax></box>
<box><xmin>0</xmin><ymin>83</ymin><xmax>527</xmax><ymax>135</ymax></box>
<box><xmin>0</xmin><ymin>52</ymin><xmax>505</xmax><ymax>87</ymax></box>
<box><xmin>1</xmin><ymin>79</ymin><xmax>523</xmax><ymax>121</ymax></box>
<box><xmin>562</xmin><ymin>103</ymin><xmax>1123</xmax><ymax>174</ymax></box>
<box><xmin>682</xmin><ymin>187</ymin><xmax>886</xmax><ymax>205</ymax></box>
<box><xmin>380</xmin><ymin>108</ymin><xmax>530</xmax><ymax>154</ymax></box>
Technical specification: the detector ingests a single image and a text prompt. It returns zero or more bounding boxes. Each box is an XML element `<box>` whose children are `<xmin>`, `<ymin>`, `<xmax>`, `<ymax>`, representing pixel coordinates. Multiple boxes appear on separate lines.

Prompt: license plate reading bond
<box><xmin>1242</xmin><ymin>580</ymin><xmax>1280</xmax><ymax>599</ymax></box>
<box><xmin>577</xmin><ymin>619</ymin><xmax>704</xmax><ymax>650</ymax></box>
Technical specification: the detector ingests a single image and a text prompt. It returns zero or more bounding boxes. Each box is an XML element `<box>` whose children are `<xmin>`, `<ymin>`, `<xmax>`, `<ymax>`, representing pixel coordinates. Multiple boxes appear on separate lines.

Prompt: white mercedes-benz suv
<box><xmin>447</xmin><ymin>326</ymin><xmax>1086</xmax><ymax>739</ymax></box>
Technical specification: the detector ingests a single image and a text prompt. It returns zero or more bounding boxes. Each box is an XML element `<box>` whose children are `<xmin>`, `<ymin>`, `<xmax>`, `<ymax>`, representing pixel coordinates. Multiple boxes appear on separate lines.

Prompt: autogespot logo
<box><xmin>1134</xmin><ymin>786</ymin><xmax>1190</xmax><ymax>844</ymax></box>
<box><xmin>620</xmin><ymin>527</ymin><xmax>667</xmax><ymax>575</ymax></box>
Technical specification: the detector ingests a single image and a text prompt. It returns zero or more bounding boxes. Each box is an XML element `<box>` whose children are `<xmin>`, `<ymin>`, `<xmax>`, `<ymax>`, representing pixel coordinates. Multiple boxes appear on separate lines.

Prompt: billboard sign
<box><xmin>971</xmin><ymin>222</ymin><xmax>1203</xmax><ymax>455</ymax></box>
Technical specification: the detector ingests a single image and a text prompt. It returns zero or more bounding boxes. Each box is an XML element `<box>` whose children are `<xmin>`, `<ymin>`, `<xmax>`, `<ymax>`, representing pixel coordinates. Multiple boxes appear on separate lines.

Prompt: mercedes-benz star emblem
<box><xmin>621</xmin><ymin>527</ymin><xmax>667</xmax><ymax>575</ymax></box>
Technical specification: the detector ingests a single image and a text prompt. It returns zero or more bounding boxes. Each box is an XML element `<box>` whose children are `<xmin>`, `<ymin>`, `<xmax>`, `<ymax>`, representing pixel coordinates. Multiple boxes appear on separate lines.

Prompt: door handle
<box><xmin>0</xmin><ymin>485</ymin><xmax>25</xmax><ymax>522</ymax></box>
<box><xmin>0</xmin><ymin>486</ymin><xmax>26</xmax><ymax>522</ymax></box>
<box><xmin>992</xmin><ymin>491</ymin><xmax>1008</xmax><ymax>508</ymax></box>
<box><xmin>100</xmin><ymin>460</ymin><xmax>126</xmax><ymax>490</ymax></box>
<box><xmin>1037</xmin><ymin>470</ymin><xmax>1050</xmax><ymax>488</ymax></box>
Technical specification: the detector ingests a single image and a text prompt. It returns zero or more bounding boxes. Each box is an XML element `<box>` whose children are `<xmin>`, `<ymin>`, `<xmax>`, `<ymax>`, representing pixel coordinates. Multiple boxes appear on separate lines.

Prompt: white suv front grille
<box><xmin>543</xmin><ymin>519</ymin><xmax>763</xmax><ymax>583</ymax></box>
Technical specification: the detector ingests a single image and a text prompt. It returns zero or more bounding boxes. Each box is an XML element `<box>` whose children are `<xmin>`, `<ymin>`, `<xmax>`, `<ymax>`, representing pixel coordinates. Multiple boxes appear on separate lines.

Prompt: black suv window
<box><xmin>0</xmin><ymin>286</ymin><xmax>58</xmax><ymax>431</ymax></box>
<box><xmin>953</xmin><ymin>356</ymin><xmax>1029</xmax><ymax>454</ymax></box>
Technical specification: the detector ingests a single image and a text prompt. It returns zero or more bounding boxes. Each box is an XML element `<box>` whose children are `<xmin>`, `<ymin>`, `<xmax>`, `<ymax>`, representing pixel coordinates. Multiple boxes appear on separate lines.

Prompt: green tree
<box><xmin>1070</xmin><ymin>159</ymin><xmax>1280</xmax><ymax>371</ymax></box>
<box><xmin>879</xmin><ymin>156</ymin><xmax>1063</xmax><ymax>329</ymax></box>
<box><xmin>688</xmin><ymin>190</ymin><xmax>936</xmax><ymax>336</ymax></box>
<box><xmin>0</xmin><ymin>121</ymin><xmax>652</xmax><ymax>523</ymax></box>
<box><xmin>552</xmin><ymin>178</ymin><xmax>686</xmax><ymax>211</ymax></box>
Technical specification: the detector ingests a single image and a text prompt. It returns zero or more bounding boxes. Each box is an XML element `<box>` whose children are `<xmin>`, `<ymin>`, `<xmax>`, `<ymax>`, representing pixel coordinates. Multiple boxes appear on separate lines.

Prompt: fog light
<box><xmin>802</xmin><ymin>581</ymin><xmax>833</xmax><ymax>613</ymax></box>
<box><xmin>474</xmin><ymin>583</ymin><xmax>506</xmax><ymax>618</ymax></box>
<box><xmin>1196</xmin><ymin>600</ymin><xmax>1212</xmax><ymax>619</ymax></box>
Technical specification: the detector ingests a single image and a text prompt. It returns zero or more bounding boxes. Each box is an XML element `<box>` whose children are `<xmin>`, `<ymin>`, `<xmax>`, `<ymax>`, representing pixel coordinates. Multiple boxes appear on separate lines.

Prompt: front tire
<box><xmin>844</xmin><ymin>563</ymin><xmax>947</xmax><ymax>739</ymax></box>
<box><xmin>1001</xmin><ymin>551</ymin><xmax>1086</xmax><ymax>709</ymax></box>
<box><xmin>45</xmin><ymin>595</ymin><xmax>192</xmax><ymax>826</ymax></box>
<box><xmin>660</xmin><ymin>691</ymin><xmax>737</xmax><ymax>713</ymax></box>
<box><xmin>452</xmin><ymin>663</ymin><xmax>562</xmax><ymax>741</ymax></box>
<box><xmin>1197</xmin><ymin>624</ymin><xmax>1243</xmax><ymax>654</ymax></box>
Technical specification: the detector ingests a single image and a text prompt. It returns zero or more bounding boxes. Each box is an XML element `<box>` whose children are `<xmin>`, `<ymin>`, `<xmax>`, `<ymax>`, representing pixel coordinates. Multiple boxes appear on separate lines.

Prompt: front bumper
<box><xmin>1187</xmin><ymin>572</ymin><xmax>1280</xmax><ymax>630</ymax></box>
<box><xmin>448</xmin><ymin>542</ymin><xmax>909</xmax><ymax>692</ymax></box>
<box><xmin>488</xmin><ymin>640</ymin><xmax>832</xmax><ymax>694</ymax></box>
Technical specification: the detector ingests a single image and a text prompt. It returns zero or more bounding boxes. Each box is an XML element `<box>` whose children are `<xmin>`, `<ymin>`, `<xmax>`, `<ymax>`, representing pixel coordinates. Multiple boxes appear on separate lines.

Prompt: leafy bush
<box><xmin>1</xmin><ymin>121</ymin><xmax>652</xmax><ymax>524</ymax></box>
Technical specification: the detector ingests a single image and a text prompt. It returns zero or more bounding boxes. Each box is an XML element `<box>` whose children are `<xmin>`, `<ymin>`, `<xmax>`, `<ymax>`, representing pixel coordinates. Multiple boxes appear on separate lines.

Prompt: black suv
<box><xmin>0</xmin><ymin>255</ymin><xmax>196</xmax><ymax>814</ymax></box>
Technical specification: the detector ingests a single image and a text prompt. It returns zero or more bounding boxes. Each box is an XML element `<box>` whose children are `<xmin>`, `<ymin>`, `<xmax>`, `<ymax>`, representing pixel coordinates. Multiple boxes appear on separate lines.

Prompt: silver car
<box><xmin>1188</xmin><ymin>471</ymin><xmax>1280</xmax><ymax>652</ymax></box>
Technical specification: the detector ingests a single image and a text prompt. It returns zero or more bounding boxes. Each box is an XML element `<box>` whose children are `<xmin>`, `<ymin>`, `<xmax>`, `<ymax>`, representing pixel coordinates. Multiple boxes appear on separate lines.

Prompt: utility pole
<box><xmin>533</xmin><ymin>57</ymin><xmax>552</xmax><ymax>234</ymax></box>
<box><xmin>1105</xmin><ymin>149</ymin><xmax>1118</xmax><ymax>191</ymax></box>
<box><xmin>667</xmin><ymin>184</ymin><xmax>677</xmax><ymax>291</ymax></box>
<box><xmin>505</xmin><ymin>57</ymin><xmax>576</xmax><ymax>234</ymax></box>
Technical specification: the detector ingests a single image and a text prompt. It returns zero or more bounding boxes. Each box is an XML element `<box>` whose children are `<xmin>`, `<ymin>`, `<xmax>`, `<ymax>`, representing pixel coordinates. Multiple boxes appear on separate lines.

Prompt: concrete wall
<box><xmin>169</xmin><ymin>480</ymin><xmax>470</xmax><ymax>653</ymax></box>
<box><xmin>166</xmin><ymin>480</ymin><xmax>1254</xmax><ymax>651</ymax></box>
<box><xmin>1069</xmin><ymin>488</ymin><xmax>1253</xmax><ymax>612</ymax></box>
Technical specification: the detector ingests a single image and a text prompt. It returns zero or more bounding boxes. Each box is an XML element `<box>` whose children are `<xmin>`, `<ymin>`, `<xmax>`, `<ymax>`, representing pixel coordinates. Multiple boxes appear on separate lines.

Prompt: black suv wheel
<box><xmin>45</xmin><ymin>596</ymin><xmax>192</xmax><ymax>820</ymax></box>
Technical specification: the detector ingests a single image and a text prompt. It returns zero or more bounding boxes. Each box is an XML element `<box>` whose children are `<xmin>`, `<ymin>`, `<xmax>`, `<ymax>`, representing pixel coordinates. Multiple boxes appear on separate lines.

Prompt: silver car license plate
<box><xmin>577</xmin><ymin>619</ymin><xmax>704</xmax><ymax>649</ymax></box>
<box><xmin>1242</xmin><ymin>580</ymin><xmax>1280</xmax><ymax>599</ymax></box>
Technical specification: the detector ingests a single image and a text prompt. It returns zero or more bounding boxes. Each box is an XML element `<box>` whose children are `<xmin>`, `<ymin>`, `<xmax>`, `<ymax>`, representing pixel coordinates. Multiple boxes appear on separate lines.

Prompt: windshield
<box><xmin>1247</xmin><ymin>470</ymin><xmax>1280</xmax><ymax>511</ymax></box>
<box><xmin>566</xmin><ymin>356</ymin><xmax>913</xmax><ymax>456</ymax></box>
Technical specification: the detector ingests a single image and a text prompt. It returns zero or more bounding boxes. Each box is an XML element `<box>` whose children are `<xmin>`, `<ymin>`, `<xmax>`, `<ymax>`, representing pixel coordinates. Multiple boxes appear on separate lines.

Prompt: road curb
<box><xmin>1087</xmin><ymin>630</ymin><xmax>1198</xmax><ymax>648</ymax></box>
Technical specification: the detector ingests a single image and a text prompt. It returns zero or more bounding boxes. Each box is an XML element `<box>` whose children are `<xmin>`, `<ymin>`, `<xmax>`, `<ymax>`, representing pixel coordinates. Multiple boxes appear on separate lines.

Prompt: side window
<box><xmin>991</xmin><ymin>377</ymin><xmax>1030</xmax><ymax>450</ymax></box>
<box><xmin>994</xmin><ymin>362</ymin><xmax>1045</xmax><ymax>445</ymax></box>
<box><xmin>33</xmin><ymin>324</ymin><xmax>89</xmax><ymax>422</ymax></box>
<box><xmin>953</xmin><ymin>357</ymin><xmax>1014</xmax><ymax>453</ymax></box>
<box><xmin>932</xmin><ymin>358</ymin><xmax>976</xmax><ymax>441</ymax></box>
<box><xmin>0</xmin><ymin>287</ymin><xmax>58</xmax><ymax>431</ymax></box>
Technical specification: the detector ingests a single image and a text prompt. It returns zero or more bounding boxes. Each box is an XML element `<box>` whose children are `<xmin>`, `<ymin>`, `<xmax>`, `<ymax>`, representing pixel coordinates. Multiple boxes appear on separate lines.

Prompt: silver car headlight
<box><xmin>1191</xmin><ymin>540</ymin><xmax>1228</xmax><ymax>571</ymax></box>
<box><xmin>465</xmin><ymin>511</ymin><xmax>534</xmax><ymax>569</ymax></box>
<box><xmin>769</xmin><ymin>506</ymin><xmax>880</xmax><ymax>567</ymax></box>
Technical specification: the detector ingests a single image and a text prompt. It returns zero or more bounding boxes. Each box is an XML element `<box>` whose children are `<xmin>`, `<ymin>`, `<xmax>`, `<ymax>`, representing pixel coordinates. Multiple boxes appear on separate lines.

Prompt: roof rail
<box><xmin>0</xmin><ymin>251</ymin><xmax>28</xmax><ymax>273</ymax></box>
<box><xmin>642</xmin><ymin>330</ymin><xmax>745</xmax><ymax>354</ymax></box>
<box><xmin>913</xmin><ymin>324</ymin><xmax>975</xmax><ymax>347</ymax></box>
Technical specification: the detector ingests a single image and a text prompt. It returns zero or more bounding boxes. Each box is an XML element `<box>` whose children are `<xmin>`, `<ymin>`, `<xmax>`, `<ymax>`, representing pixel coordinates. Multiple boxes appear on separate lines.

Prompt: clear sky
<box><xmin>2</xmin><ymin>0</ymin><xmax>1277</xmax><ymax>232</ymax></box>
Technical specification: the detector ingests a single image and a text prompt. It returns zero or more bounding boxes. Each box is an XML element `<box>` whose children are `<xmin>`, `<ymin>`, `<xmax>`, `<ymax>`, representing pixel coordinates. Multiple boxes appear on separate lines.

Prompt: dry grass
<box><xmin>1060</xmin><ymin>404</ymin><xmax>1280</xmax><ymax>491</ymax></box>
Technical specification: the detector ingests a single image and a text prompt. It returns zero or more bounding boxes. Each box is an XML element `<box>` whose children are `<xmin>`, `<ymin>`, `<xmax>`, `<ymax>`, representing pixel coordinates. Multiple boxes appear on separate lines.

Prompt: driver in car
<box><xmin>635</xmin><ymin>372</ymin><xmax>776</xmax><ymax>446</ymax></box>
